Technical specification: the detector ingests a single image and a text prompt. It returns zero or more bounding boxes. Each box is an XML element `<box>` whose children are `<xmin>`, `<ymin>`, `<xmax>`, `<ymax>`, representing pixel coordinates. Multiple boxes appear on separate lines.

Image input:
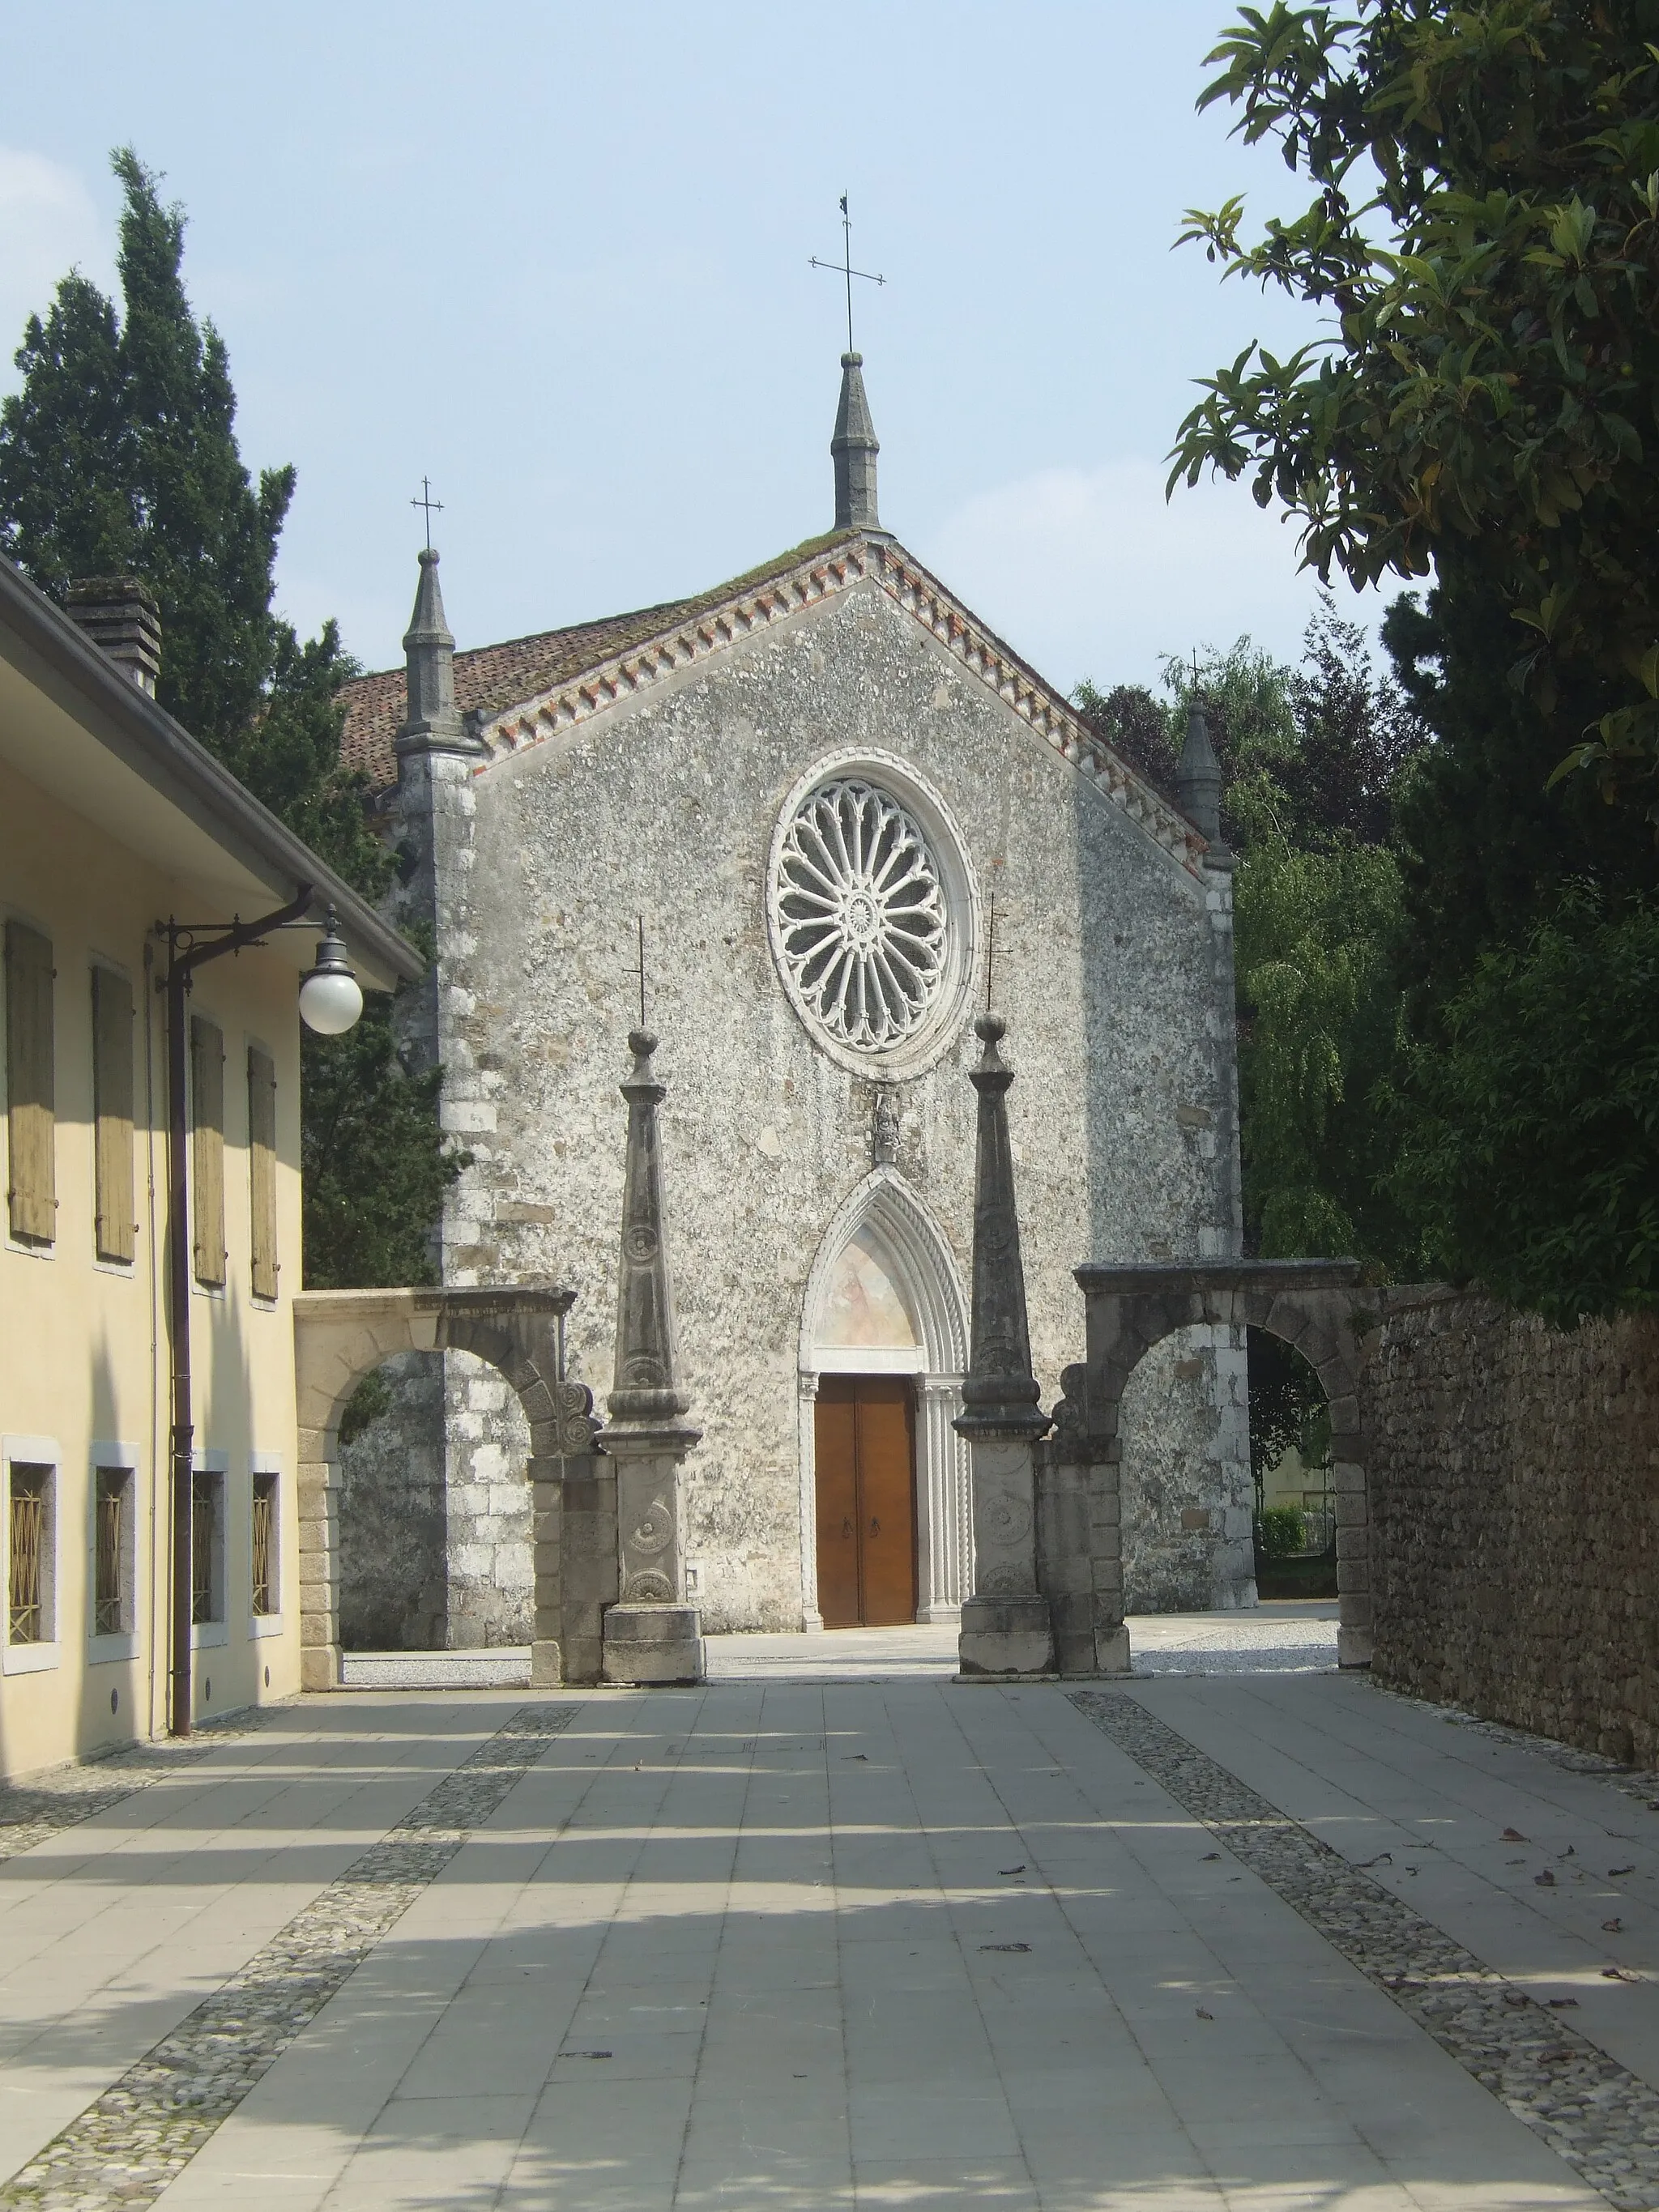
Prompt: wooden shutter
<box><xmin>92</xmin><ymin>967</ymin><xmax>135</xmax><ymax>1263</ymax></box>
<box><xmin>190</xmin><ymin>1016</ymin><xmax>226</xmax><ymax>1286</ymax></box>
<box><xmin>247</xmin><ymin>1046</ymin><xmax>278</xmax><ymax>1300</ymax></box>
<box><xmin>5</xmin><ymin>921</ymin><xmax>55</xmax><ymax>1242</ymax></box>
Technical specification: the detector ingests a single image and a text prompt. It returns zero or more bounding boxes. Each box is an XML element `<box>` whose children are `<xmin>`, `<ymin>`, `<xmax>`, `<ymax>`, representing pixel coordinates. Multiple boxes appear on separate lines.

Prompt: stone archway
<box><xmin>1059</xmin><ymin>1261</ymin><xmax>1378</xmax><ymax>1668</ymax></box>
<box><xmin>292</xmin><ymin>1285</ymin><xmax>596</xmax><ymax>1689</ymax></box>
<box><xmin>797</xmin><ymin>1169</ymin><xmax>971</xmax><ymax>1629</ymax></box>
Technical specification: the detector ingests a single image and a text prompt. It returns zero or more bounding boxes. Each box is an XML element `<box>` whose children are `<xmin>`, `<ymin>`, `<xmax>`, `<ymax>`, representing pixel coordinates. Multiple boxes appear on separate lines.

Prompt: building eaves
<box><xmin>0</xmin><ymin>554</ymin><xmax>423</xmax><ymax>988</ymax></box>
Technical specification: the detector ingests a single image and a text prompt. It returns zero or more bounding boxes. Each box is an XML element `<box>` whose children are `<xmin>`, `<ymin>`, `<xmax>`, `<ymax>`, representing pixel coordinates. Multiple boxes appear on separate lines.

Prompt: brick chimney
<box><xmin>66</xmin><ymin>577</ymin><xmax>162</xmax><ymax>698</ymax></box>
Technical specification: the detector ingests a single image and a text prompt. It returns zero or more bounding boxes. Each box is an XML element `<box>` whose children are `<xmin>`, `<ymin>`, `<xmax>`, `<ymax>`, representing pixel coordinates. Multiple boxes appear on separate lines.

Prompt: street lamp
<box><xmin>298</xmin><ymin>906</ymin><xmax>365</xmax><ymax>1036</ymax></box>
<box><xmin>156</xmin><ymin>888</ymin><xmax>365</xmax><ymax>1736</ymax></box>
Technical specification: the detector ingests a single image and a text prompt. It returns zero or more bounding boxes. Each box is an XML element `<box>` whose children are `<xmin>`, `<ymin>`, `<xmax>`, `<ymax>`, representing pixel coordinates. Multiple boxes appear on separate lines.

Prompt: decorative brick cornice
<box><xmin>471</xmin><ymin>535</ymin><xmax>1209</xmax><ymax>876</ymax></box>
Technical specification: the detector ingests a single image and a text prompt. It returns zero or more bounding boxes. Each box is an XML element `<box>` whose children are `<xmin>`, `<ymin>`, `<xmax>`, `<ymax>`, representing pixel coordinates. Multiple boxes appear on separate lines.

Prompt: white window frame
<box><xmin>190</xmin><ymin>1449</ymin><xmax>229</xmax><ymax>1650</ymax></box>
<box><xmin>2</xmin><ymin>1434</ymin><xmax>61</xmax><ymax>1673</ymax></box>
<box><xmin>88</xmin><ymin>1440</ymin><xmax>141</xmax><ymax>1664</ymax></box>
<box><xmin>249</xmin><ymin>1451</ymin><xmax>283</xmax><ymax>1637</ymax></box>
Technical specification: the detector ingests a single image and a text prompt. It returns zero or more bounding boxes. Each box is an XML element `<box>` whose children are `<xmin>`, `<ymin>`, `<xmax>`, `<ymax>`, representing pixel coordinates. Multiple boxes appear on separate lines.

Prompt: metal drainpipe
<box><xmin>159</xmin><ymin>889</ymin><xmax>313</xmax><ymax>1737</ymax></box>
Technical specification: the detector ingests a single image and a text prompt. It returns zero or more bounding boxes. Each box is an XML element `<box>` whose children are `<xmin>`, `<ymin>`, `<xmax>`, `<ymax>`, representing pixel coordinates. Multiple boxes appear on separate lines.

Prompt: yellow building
<box><xmin>0</xmin><ymin>560</ymin><xmax>419</xmax><ymax>1783</ymax></box>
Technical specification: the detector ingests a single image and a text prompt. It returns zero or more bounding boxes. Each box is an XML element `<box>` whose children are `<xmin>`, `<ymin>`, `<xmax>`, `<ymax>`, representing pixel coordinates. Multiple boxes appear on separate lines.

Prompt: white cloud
<box><xmin>0</xmin><ymin>149</ymin><xmax>110</xmax><ymax>387</ymax></box>
<box><xmin>917</xmin><ymin>458</ymin><xmax>1388</xmax><ymax>697</ymax></box>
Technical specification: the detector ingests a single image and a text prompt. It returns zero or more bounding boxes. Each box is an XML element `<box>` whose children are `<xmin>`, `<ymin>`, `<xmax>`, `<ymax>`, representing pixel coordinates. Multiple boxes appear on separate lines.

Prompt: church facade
<box><xmin>336</xmin><ymin>356</ymin><xmax>1252</xmax><ymax>1641</ymax></box>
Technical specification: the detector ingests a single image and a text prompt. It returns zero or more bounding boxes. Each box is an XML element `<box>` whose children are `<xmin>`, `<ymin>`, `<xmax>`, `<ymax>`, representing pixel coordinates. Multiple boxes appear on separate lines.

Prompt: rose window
<box><xmin>773</xmin><ymin>779</ymin><xmax>948</xmax><ymax>1051</ymax></box>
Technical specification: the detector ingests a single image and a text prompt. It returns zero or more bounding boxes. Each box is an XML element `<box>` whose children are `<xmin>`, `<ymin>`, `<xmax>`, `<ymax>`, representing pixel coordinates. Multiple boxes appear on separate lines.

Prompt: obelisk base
<box><xmin>602</xmin><ymin>1601</ymin><xmax>705</xmax><ymax>1686</ymax></box>
<box><xmin>957</xmin><ymin>1593</ymin><xmax>1056</xmax><ymax>1679</ymax></box>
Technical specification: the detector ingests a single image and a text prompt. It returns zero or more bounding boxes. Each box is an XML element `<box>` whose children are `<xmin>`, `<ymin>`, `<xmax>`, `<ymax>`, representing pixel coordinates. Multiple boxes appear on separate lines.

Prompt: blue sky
<box><xmin>1</xmin><ymin>3</ymin><xmax>1389</xmax><ymax>693</ymax></box>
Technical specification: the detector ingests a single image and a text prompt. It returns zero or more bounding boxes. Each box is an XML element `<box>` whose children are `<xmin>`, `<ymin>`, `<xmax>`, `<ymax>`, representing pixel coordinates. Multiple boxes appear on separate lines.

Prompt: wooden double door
<box><xmin>815</xmin><ymin>1375</ymin><xmax>917</xmax><ymax>1627</ymax></box>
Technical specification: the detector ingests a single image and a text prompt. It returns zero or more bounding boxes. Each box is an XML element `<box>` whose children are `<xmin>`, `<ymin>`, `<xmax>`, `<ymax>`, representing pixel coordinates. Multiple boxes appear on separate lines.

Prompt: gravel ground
<box><xmin>0</xmin><ymin>1714</ymin><xmax>267</xmax><ymax>1867</ymax></box>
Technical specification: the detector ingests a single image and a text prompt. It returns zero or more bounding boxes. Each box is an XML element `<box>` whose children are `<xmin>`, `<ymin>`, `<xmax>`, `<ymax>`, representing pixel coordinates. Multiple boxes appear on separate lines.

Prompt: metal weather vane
<box><xmin>809</xmin><ymin>192</ymin><xmax>885</xmax><ymax>352</ymax></box>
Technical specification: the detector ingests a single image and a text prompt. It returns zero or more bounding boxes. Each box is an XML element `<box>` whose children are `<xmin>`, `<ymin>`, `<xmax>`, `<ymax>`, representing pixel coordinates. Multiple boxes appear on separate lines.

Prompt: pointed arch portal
<box><xmin>799</xmin><ymin>1170</ymin><xmax>971</xmax><ymax>1628</ymax></box>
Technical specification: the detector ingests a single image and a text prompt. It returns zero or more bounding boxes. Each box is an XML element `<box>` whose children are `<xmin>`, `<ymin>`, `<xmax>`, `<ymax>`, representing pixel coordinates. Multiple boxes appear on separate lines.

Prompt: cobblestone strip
<box><xmin>0</xmin><ymin>1717</ymin><xmax>270</xmax><ymax>1868</ymax></box>
<box><xmin>0</xmin><ymin>1703</ymin><xmax>577</xmax><ymax>2212</ymax></box>
<box><xmin>1073</xmin><ymin>1690</ymin><xmax>1659</xmax><ymax>2212</ymax></box>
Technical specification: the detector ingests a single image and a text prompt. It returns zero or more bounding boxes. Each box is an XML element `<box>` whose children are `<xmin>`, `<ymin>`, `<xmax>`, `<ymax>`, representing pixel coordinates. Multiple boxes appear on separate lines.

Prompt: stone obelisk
<box><xmin>600</xmin><ymin>1029</ymin><xmax>705</xmax><ymax>1684</ymax></box>
<box><xmin>956</xmin><ymin>1014</ymin><xmax>1056</xmax><ymax>1677</ymax></box>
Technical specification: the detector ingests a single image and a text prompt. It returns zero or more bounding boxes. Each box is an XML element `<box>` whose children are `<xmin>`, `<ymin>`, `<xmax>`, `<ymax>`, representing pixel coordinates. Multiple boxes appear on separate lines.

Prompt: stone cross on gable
<box><xmin>410</xmin><ymin>476</ymin><xmax>443</xmax><ymax>552</ymax></box>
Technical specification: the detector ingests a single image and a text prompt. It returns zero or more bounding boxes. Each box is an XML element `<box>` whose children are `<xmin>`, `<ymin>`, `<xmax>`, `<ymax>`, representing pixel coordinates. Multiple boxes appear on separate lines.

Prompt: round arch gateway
<box><xmin>291</xmin><ymin>1286</ymin><xmax>595</xmax><ymax>1688</ymax></box>
<box><xmin>1064</xmin><ymin>1260</ymin><xmax>1378</xmax><ymax>1668</ymax></box>
<box><xmin>798</xmin><ymin>1169</ymin><xmax>971</xmax><ymax>1629</ymax></box>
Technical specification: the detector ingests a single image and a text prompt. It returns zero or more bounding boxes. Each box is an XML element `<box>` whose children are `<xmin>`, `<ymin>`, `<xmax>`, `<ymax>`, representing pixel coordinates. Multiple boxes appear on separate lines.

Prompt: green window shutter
<box><xmin>5</xmin><ymin>921</ymin><xmax>56</xmax><ymax>1242</ymax></box>
<box><xmin>247</xmin><ymin>1046</ymin><xmax>278</xmax><ymax>1300</ymax></box>
<box><xmin>190</xmin><ymin>1015</ymin><xmax>226</xmax><ymax>1287</ymax></box>
<box><xmin>92</xmin><ymin>967</ymin><xmax>135</xmax><ymax>1264</ymax></box>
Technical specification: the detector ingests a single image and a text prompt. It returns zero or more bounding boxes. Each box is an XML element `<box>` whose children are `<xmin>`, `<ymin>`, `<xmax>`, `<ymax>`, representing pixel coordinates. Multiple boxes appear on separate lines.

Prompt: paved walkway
<box><xmin>4</xmin><ymin>1640</ymin><xmax>1658</xmax><ymax>2210</ymax></box>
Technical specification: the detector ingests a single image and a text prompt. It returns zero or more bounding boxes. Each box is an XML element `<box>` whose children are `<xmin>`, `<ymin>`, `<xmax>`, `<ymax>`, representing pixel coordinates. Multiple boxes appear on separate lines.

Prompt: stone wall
<box><xmin>1364</xmin><ymin>1291</ymin><xmax>1659</xmax><ymax>1764</ymax></box>
<box><xmin>1120</xmin><ymin>1324</ymin><xmax>1256</xmax><ymax>1612</ymax></box>
<box><xmin>337</xmin><ymin>1352</ymin><xmax>446</xmax><ymax>1651</ymax></box>
<box><xmin>337</xmin><ymin>1347</ymin><xmax>533</xmax><ymax>1651</ymax></box>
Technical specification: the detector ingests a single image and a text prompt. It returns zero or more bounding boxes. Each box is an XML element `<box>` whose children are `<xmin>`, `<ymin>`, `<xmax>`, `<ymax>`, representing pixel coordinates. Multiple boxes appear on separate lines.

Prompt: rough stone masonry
<box><xmin>1364</xmin><ymin>1290</ymin><xmax>1659</xmax><ymax>1766</ymax></box>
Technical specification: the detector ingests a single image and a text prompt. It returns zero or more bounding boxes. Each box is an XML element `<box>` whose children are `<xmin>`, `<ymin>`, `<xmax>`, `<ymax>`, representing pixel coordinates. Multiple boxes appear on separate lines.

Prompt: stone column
<box><xmin>600</xmin><ymin>1030</ymin><xmax>705</xmax><ymax>1686</ymax></box>
<box><xmin>916</xmin><ymin>1374</ymin><xmax>967</xmax><ymax>1621</ymax></box>
<box><xmin>797</xmin><ymin>1372</ymin><xmax>824</xmax><ymax>1631</ymax></box>
<box><xmin>955</xmin><ymin>1016</ymin><xmax>1056</xmax><ymax>1678</ymax></box>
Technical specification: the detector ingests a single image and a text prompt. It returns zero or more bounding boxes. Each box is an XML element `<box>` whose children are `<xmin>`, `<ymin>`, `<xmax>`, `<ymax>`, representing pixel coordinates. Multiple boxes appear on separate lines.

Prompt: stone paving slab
<box><xmin>4</xmin><ymin>1660</ymin><xmax>1656</xmax><ymax>2208</ymax></box>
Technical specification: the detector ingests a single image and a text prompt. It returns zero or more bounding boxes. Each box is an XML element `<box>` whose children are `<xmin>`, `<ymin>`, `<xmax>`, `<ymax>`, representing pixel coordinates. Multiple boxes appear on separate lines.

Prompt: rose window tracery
<box><xmin>772</xmin><ymin>779</ymin><xmax>948</xmax><ymax>1052</ymax></box>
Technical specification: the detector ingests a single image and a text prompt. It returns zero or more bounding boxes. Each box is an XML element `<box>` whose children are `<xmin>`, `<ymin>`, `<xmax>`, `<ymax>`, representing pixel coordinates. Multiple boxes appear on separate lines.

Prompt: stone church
<box><xmin>335</xmin><ymin>352</ymin><xmax>1250</xmax><ymax>1643</ymax></box>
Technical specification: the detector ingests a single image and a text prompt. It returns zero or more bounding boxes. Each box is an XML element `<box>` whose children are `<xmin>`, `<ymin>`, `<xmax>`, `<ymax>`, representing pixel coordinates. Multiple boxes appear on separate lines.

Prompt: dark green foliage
<box><xmin>1081</xmin><ymin>607</ymin><xmax>1428</xmax><ymax>1271</ymax></box>
<box><xmin>0</xmin><ymin>151</ymin><xmax>389</xmax><ymax>897</ymax></box>
<box><xmin>0</xmin><ymin>149</ymin><xmax>458</xmax><ymax>1287</ymax></box>
<box><xmin>1072</xmin><ymin>681</ymin><xmax>1180</xmax><ymax>797</ymax></box>
<box><xmin>1171</xmin><ymin>2</ymin><xmax>1659</xmax><ymax>816</ymax></box>
<box><xmin>1247</xmin><ymin>1328</ymin><xmax>1329</xmax><ymax>1498</ymax></box>
<box><xmin>301</xmin><ymin>988</ymin><xmax>471</xmax><ymax>1292</ymax></box>
<box><xmin>338</xmin><ymin>1368</ymin><xmax>393</xmax><ymax>1447</ymax></box>
<box><xmin>1235</xmin><ymin>835</ymin><xmax>1414</xmax><ymax>1261</ymax></box>
<box><xmin>4</xmin><ymin>151</ymin><xmax>286</xmax><ymax>741</ymax></box>
<box><xmin>1254</xmin><ymin>1505</ymin><xmax>1307</xmax><ymax>1560</ymax></box>
<box><xmin>1387</xmin><ymin>887</ymin><xmax>1659</xmax><ymax>1321</ymax></box>
<box><xmin>1386</xmin><ymin>562</ymin><xmax>1659</xmax><ymax>993</ymax></box>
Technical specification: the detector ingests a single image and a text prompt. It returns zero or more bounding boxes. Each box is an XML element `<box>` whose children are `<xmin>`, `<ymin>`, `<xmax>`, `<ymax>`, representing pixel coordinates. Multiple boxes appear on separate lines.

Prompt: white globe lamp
<box><xmin>298</xmin><ymin>906</ymin><xmax>365</xmax><ymax>1035</ymax></box>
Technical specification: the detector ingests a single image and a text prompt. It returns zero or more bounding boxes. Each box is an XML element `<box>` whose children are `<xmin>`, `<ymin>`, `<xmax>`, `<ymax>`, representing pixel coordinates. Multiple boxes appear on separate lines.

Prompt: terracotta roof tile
<box><xmin>340</xmin><ymin>531</ymin><xmax>855</xmax><ymax>788</ymax></box>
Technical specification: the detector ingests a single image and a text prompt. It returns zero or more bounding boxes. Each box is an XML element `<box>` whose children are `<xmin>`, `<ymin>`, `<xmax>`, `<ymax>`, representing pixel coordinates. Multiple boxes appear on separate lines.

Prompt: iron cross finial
<box><xmin>635</xmin><ymin>915</ymin><xmax>647</xmax><ymax>1032</ymax></box>
<box><xmin>985</xmin><ymin>887</ymin><xmax>999</xmax><ymax>1016</ymax></box>
<box><xmin>411</xmin><ymin>476</ymin><xmax>444</xmax><ymax>552</ymax></box>
<box><xmin>809</xmin><ymin>191</ymin><xmax>885</xmax><ymax>354</ymax></box>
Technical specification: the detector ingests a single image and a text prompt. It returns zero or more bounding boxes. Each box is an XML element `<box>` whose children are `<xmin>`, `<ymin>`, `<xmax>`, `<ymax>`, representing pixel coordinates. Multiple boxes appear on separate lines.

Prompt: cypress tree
<box><xmin>0</xmin><ymin>148</ymin><xmax>460</xmax><ymax>1286</ymax></box>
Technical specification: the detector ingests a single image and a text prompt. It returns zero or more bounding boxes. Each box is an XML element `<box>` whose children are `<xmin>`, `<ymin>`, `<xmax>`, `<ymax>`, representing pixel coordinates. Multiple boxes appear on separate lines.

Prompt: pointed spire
<box><xmin>1176</xmin><ymin>698</ymin><xmax>1225</xmax><ymax>846</ymax></box>
<box><xmin>607</xmin><ymin>1030</ymin><xmax>701</xmax><ymax>1450</ymax></box>
<box><xmin>394</xmin><ymin>547</ymin><xmax>479</xmax><ymax>757</ymax></box>
<box><xmin>831</xmin><ymin>351</ymin><xmax>881</xmax><ymax>531</ymax></box>
<box><xmin>957</xmin><ymin>1016</ymin><xmax>1049</xmax><ymax>1439</ymax></box>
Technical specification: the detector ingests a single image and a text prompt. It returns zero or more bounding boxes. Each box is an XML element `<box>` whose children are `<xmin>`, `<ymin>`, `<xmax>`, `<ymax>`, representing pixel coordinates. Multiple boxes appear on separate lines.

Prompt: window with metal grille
<box><xmin>8</xmin><ymin>1466</ymin><xmax>51</xmax><ymax>1643</ymax></box>
<box><xmin>251</xmin><ymin>1473</ymin><xmax>278</xmax><ymax>1615</ymax></box>
<box><xmin>94</xmin><ymin>1468</ymin><xmax>130</xmax><ymax>1634</ymax></box>
<box><xmin>191</xmin><ymin>1471</ymin><xmax>224</xmax><ymax>1625</ymax></box>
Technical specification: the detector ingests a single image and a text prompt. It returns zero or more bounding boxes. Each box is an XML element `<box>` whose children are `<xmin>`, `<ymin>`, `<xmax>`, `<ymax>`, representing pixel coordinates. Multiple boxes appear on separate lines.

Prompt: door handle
<box><xmin>869</xmin><ymin>1518</ymin><xmax>881</xmax><ymax>1536</ymax></box>
<box><xmin>842</xmin><ymin>1517</ymin><xmax>854</xmax><ymax>1539</ymax></box>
